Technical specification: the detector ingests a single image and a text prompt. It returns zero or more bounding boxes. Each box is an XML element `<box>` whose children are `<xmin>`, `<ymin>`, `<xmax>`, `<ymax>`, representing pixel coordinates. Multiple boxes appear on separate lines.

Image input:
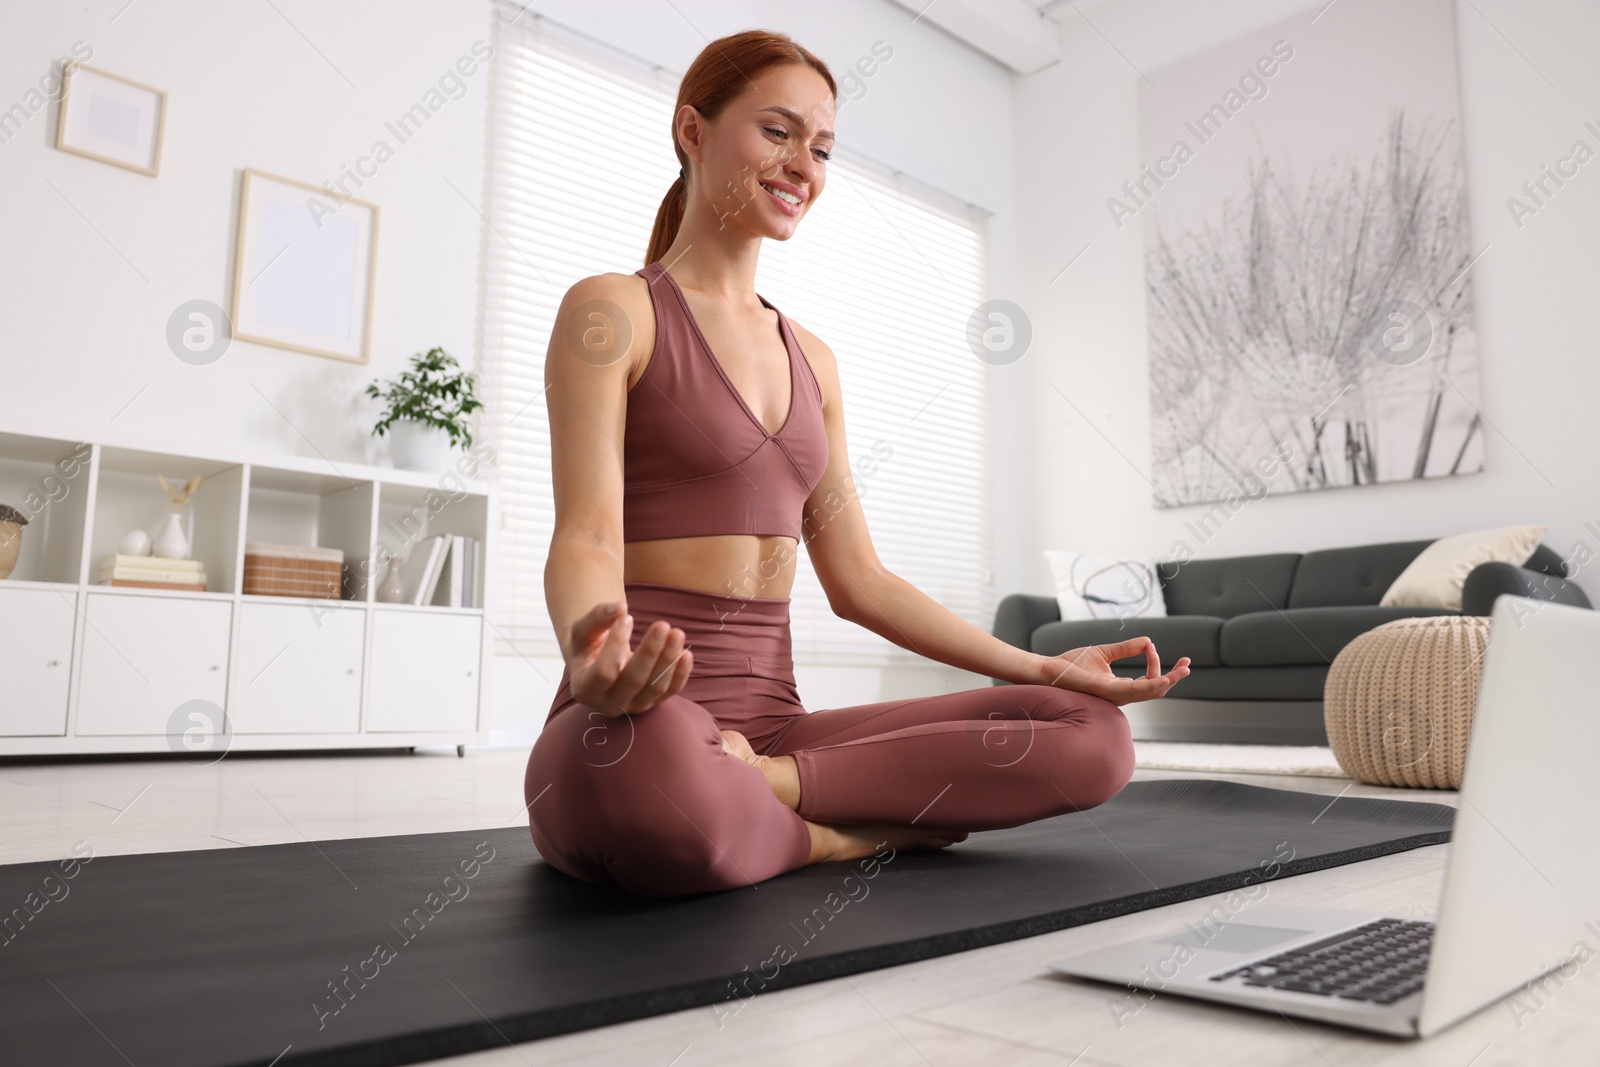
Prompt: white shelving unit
<box><xmin>0</xmin><ymin>417</ymin><xmax>496</xmax><ymax>757</ymax></box>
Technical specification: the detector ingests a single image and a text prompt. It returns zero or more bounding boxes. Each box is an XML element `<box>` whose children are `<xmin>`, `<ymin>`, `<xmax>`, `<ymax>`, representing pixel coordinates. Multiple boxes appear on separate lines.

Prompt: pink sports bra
<box><xmin>621</xmin><ymin>260</ymin><xmax>829</xmax><ymax>542</ymax></box>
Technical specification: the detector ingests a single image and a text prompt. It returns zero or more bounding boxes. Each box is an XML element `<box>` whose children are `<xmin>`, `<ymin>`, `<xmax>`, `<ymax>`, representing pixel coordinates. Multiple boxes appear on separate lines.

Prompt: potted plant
<box><xmin>366</xmin><ymin>346</ymin><xmax>483</xmax><ymax>472</ymax></box>
<box><xmin>0</xmin><ymin>503</ymin><xmax>28</xmax><ymax>579</ymax></box>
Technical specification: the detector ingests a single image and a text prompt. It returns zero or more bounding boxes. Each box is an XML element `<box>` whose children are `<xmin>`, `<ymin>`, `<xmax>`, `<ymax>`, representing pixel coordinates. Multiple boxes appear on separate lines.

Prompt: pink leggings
<box><xmin>524</xmin><ymin>581</ymin><xmax>1135</xmax><ymax>898</ymax></box>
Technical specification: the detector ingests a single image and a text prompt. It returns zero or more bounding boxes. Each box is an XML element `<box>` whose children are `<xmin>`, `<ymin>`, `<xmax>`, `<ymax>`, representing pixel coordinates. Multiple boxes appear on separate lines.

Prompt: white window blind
<box><xmin>482</xmin><ymin>5</ymin><xmax>994</xmax><ymax>666</ymax></box>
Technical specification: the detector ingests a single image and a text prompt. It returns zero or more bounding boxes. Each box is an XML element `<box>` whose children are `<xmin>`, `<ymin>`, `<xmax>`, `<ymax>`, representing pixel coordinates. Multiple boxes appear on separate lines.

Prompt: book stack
<box><xmin>401</xmin><ymin>534</ymin><xmax>482</xmax><ymax>607</ymax></box>
<box><xmin>97</xmin><ymin>553</ymin><xmax>208</xmax><ymax>591</ymax></box>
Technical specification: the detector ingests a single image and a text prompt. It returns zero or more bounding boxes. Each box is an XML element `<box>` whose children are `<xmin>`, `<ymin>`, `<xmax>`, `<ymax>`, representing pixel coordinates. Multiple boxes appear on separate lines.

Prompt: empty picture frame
<box><xmin>230</xmin><ymin>168</ymin><xmax>379</xmax><ymax>363</ymax></box>
<box><xmin>55</xmin><ymin>63</ymin><xmax>167</xmax><ymax>175</ymax></box>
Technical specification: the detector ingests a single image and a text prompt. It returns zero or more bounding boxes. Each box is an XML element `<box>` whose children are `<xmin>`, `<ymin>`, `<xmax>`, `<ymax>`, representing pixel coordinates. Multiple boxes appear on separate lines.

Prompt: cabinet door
<box><xmin>234</xmin><ymin>601</ymin><xmax>364</xmax><ymax>734</ymax></box>
<box><xmin>75</xmin><ymin>594</ymin><xmax>232</xmax><ymax>735</ymax></box>
<box><xmin>0</xmin><ymin>586</ymin><xmax>77</xmax><ymax>736</ymax></box>
<box><xmin>367</xmin><ymin>611</ymin><xmax>481</xmax><ymax>733</ymax></box>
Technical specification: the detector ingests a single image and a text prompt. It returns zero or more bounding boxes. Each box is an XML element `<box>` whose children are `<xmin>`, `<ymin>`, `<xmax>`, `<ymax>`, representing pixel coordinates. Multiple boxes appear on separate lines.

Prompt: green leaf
<box><xmin>366</xmin><ymin>345</ymin><xmax>483</xmax><ymax>448</ymax></box>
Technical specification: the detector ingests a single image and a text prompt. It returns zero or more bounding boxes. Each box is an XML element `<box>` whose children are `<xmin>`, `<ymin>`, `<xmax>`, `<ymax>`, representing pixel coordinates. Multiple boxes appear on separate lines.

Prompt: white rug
<box><xmin>1133</xmin><ymin>741</ymin><xmax>1350</xmax><ymax>778</ymax></box>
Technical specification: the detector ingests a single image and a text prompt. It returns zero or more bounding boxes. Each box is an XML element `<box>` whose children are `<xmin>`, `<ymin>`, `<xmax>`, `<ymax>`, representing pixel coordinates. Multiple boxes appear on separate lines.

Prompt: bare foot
<box><xmin>805</xmin><ymin>821</ymin><xmax>969</xmax><ymax>865</ymax></box>
<box><xmin>720</xmin><ymin>730</ymin><xmax>800</xmax><ymax>809</ymax></box>
<box><xmin>719</xmin><ymin>729</ymin><xmax>758</xmax><ymax>762</ymax></box>
<box><xmin>717</xmin><ymin>730</ymin><xmax>971</xmax><ymax>863</ymax></box>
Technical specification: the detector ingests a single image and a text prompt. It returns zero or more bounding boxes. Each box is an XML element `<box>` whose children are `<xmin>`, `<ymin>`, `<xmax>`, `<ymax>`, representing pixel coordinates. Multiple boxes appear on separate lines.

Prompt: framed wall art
<box><xmin>229</xmin><ymin>168</ymin><xmax>379</xmax><ymax>363</ymax></box>
<box><xmin>1138</xmin><ymin>0</ymin><xmax>1483</xmax><ymax>507</ymax></box>
<box><xmin>55</xmin><ymin>63</ymin><xmax>167</xmax><ymax>176</ymax></box>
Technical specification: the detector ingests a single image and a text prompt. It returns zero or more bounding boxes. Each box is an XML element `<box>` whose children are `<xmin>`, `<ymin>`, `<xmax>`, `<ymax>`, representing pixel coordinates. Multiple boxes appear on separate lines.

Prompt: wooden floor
<box><xmin>4</xmin><ymin>747</ymin><xmax>1597</xmax><ymax>1066</ymax></box>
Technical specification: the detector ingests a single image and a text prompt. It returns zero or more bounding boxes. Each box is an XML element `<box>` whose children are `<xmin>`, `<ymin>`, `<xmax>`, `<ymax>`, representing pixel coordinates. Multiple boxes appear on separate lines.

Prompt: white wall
<box><xmin>0</xmin><ymin>0</ymin><xmax>492</xmax><ymax>464</ymax></box>
<box><xmin>1015</xmin><ymin>0</ymin><xmax>1600</xmax><ymax>603</ymax></box>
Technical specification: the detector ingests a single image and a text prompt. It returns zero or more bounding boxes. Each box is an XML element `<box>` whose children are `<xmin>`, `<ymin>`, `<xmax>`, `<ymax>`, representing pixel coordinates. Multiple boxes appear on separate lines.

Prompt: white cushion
<box><xmin>1379</xmin><ymin>524</ymin><xmax>1547</xmax><ymax>611</ymax></box>
<box><xmin>1044</xmin><ymin>550</ymin><xmax>1168</xmax><ymax>622</ymax></box>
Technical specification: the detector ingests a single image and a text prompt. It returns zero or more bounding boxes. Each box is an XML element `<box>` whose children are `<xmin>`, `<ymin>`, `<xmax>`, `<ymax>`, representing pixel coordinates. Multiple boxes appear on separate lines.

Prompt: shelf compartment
<box><xmin>90</xmin><ymin>446</ymin><xmax>245</xmax><ymax>594</ymax></box>
<box><xmin>366</xmin><ymin>610</ymin><xmax>481</xmax><ymax>732</ymax></box>
<box><xmin>233</xmin><ymin>599</ymin><xmax>364</xmax><ymax>733</ymax></box>
<box><xmin>74</xmin><ymin>592</ymin><xmax>232</xmax><ymax>735</ymax></box>
<box><xmin>242</xmin><ymin>468</ymin><xmax>375</xmax><ymax>602</ymax></box>
<box><xmin>374</xmin><ymin>482</ymin><xmax>487</xmax><ymax>610</ymax></box>
<box><xmin>0</xmin><ymin>435</ymin><xmax>94</xmax><ymax>585</ymax></box>
<box><xmin>0</xmin><ymin>585</ymin><xmax>77</xmax><ymax>735</ymax></box>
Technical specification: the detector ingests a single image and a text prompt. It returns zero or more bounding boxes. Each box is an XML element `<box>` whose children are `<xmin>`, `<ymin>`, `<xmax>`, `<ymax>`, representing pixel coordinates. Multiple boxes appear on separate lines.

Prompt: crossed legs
<box><xmin>760</xmin><ymin>684</ymin><xmax>1136</xmax><ymax>830</ymax></box>
<box><xmin>526</xmin><ymin>695</ymin><xmax>813</xmax><ymax>898</ymax></box>
<box><xmin>525</xmin><ymin>684</ymin><xmax>1135</xmax><ymax>898</ymax></box>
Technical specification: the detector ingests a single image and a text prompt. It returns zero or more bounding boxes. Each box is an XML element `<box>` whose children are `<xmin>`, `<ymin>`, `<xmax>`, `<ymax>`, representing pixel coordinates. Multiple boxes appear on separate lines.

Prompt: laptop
<box><xmin>1046</xmin><ymin>594</ymin><xmax>1600</xmax><ymax>1038</ymax></box>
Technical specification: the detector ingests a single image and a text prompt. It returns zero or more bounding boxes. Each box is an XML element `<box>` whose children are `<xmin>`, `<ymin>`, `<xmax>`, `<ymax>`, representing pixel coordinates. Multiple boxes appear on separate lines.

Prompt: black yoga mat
<box><xmin>0</xmin><ymin>779</ymin><xmax>1453</xmax><ymax>1067</ymax></box>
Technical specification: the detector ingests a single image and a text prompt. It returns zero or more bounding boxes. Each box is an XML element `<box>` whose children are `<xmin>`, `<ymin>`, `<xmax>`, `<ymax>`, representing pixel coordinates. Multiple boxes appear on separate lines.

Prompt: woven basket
<box><xmin>242</xmin><ymin>542</ymin><xmax>345</xmax><ymax>599</ymax></box>
<box><xmin>1324</xmin><ymin>615</ymin><xmax>1491</xmax><ymax>789</ymax></box>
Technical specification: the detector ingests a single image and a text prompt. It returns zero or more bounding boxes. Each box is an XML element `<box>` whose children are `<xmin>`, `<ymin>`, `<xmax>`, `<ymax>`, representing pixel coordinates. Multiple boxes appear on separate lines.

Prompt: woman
<box><xmin>526</xmin><ymin>29</ymin><xmax>1190</xmax><ymax>898</ymax></box>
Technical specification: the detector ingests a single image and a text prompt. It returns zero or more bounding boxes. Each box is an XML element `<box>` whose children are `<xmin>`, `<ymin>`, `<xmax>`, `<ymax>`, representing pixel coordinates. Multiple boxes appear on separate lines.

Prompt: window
<box><xmin>482</xmin><ymin>5</ymin><xmax>993</xmax><ymax>666</ymax></box>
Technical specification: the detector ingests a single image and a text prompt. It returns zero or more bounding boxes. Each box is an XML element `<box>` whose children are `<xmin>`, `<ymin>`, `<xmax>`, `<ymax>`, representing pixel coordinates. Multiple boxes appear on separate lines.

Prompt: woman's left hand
<box><xmin>1037</xmin><ymin>637</ymin><xmax>1191</xmax><ymax>704</ymax></box>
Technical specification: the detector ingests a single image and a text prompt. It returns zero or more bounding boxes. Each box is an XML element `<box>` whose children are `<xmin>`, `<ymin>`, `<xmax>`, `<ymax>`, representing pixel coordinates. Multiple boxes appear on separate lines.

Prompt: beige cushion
<box><xmin>1379</xmin><ymin>524</ymin><xmax>1546</xmax><ymax>611</ymax></box>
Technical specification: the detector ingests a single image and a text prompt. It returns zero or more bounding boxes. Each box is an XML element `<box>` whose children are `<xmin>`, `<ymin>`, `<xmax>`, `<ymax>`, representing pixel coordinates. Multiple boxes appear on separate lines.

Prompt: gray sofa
<box><xmin>992</xmin><ymin>538</ymin><xmax>1590</xmax><ymax>743</ymax></box>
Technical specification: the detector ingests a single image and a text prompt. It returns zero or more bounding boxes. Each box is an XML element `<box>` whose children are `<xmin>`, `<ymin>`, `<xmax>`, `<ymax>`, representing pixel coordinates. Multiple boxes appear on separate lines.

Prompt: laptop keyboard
<box><xmin>1208</xmin><ymin>918</ymin><xmax>1434</xmax><ymax>1004</ymax></box>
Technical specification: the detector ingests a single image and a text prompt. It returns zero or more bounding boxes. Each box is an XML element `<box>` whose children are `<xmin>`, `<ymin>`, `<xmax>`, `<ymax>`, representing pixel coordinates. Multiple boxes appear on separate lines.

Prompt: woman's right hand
<box><xmin>566</xmin><ymin>599</ymin><xmax>693</xmax><ymax>718</ymax></box>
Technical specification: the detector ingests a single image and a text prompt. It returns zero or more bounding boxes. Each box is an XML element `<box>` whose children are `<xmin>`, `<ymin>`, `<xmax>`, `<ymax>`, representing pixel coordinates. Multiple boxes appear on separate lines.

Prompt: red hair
<box><xmin>645</xmin><ymin>30</ymin><xmax>836</xmax><ymax>265</ymax></box>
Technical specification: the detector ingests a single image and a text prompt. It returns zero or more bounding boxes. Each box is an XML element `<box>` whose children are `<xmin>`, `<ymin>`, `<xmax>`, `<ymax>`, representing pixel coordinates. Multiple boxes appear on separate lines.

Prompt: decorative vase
<box><xmin>0</xmin><ymin>520</ymin><xmax>21</xmax><ymax>580</ymax></box>
<box><xmin>388</xmin><ymin>419</ymin><xmax>456</xmax><ymax>472</ymax></box>
<box><xmin>151</xmin><ymin>512</ymin><xmax>190</xmax><ymax>559</ymax></box>
<box><xmin>376</xmin><ymin>556</ymin><xmax>407</xmax><ymax>603</ymax></box>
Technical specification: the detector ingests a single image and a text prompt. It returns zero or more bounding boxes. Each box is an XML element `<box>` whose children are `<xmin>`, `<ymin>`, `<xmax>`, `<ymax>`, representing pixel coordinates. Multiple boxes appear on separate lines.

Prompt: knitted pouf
<box><xmin>1323</xmin><ymin>615</ymin><xmax>1492</xmax><ymax>789</ymax></box>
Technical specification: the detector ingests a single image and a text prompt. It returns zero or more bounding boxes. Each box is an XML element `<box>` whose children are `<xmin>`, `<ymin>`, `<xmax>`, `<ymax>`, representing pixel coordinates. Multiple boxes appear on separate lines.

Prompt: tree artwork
<box><xmin>1138</xmin><ymin>0</ymin><xmax>1483</xmax><ymax>508</ymax></box>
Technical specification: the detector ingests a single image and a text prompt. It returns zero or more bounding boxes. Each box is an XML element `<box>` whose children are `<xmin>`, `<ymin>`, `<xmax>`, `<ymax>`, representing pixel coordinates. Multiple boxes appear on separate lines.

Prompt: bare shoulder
<box><xmin>555</xmin><ymin>269</ymin><xmax>657</xmax><ymax>390</ymax></box>
<box><xmin>784</xmin><ymin>317</ymin><xmax>839</xmax><ymax>401</ymax></box>
<box><xmin>561</xmin><ymin>269</ymin><xmax>646</xmax><ymax>309</ymax></box>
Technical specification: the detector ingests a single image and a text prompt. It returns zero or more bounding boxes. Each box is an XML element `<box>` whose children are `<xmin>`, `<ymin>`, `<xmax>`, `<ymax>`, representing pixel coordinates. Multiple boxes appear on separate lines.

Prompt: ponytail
<box><xmin>646</xmin><ymin>168</ymin><xmax>689</xmax><ymax>266</ymax></box>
